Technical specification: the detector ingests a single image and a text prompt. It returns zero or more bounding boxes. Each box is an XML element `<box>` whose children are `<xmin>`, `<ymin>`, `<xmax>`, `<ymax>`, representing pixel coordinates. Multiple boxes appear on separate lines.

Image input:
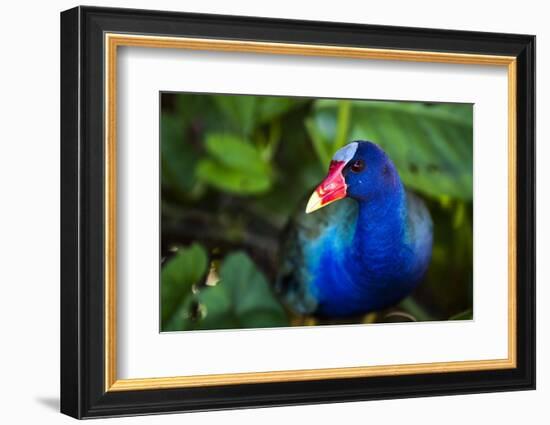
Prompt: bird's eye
<box><xmin>350</xmin><ymin>159</ymin><xmax>365</xmax><ymax>173</ymax></box>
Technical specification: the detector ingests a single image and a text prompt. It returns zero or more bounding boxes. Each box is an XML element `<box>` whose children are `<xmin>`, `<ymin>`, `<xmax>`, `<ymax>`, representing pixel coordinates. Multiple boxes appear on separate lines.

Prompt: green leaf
<box><xmin>311</xmin><ymin>100</ymin><xmax>473</xmax><ymax>200</ymax></box>
<box><xmin>204</xmin><ymin>133</ymin><xmax>271</xmax><ymax>176</ymax></box>
<box><xmin>305</xmin><ymin>117</ymin><xmax>331</xmax><ymax>166</ymax></box>
<box><xmin>160</xmin><ymin>114</ymin><xmax>200</xmax><ymax>196</ymax></box>
<box><xmin>257</xmin><ymin>97</ymin><xmax>303</xmax><ymax>124</ymax></box>
<box><xmin>398</xmin><ymin>297</ymin><xmax>434</xmax><ymax>322</ymax></box>
<box><xmin>161</xmin><ymin>243</ymin><xmax>208</xmax><ymax>330</ymax></box>
<box><xmin>449</xmin><ymin>309</ymin><xmax>473</xmax><ymax>321</ymax></box>
<box><xmin>182</xmin><ymin>252</ymin><xmax>288</xmax><ymax>331</ymax></box>
<box><xmin>219</xmin><ymin>252</ymin><xmax>286</xmax><ymax>315</ymax></box>
<box><xmin>198</xmin><ymin>133</ymin><xmax>273</xmax><ymax>195</ymax></box>
<box><xmin>193</xmin><ymin>284</ymin><xmax>238</xmax><ymax>330</ymax></box>
<box><xmin>213</xmin><ymin>95</ymin><xmax>305</xmax><ymax>136</ymax></box>
<box><xmin>196</xmin><ymin>159</ymin><xmax>271</xmax><ymax>194</ymax></box>
<box><xmin>335</xmin><ymin>100</ymin><xmax>352</xmax><ymax>150</ymax></box>
<box><xmin>213</xmin><ymin>95</ymin><xmax>257</xmax><ymax>136</ymax></box>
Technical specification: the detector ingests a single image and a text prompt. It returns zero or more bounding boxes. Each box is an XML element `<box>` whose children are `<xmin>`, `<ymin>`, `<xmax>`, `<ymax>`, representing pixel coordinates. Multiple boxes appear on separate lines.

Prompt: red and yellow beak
<box><xmin>305</xmin><ymin>161</ymin><xmax>348</xmax><ymax>214</ymax></box>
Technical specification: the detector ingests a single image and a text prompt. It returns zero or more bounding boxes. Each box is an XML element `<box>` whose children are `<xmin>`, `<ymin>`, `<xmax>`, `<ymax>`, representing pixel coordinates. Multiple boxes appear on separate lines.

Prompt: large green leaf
<box><xmin>204</xmin><ymin>133</ymin><xmax>271</xmax><ymax>176</ymax></box>
<box><xmin>195</xmin><ymin>133</ymin><xmax>273</xmax><ymax>195</ymax></box>
<box><xmin>309</xmin><ymin>100</ymin><xmax>473</xmax><ymax>200</ymax></box>
<box><xmin>196</xmin><ymin>159</ymin><xmax>271</xmax><ymax>195</ymax></box>
<box><xmin>161</xmin><ymin>243</ymin><xmax>208</xmax><ymax>330</ymax></box>
<box><xmin>175</xmin><ymin>252</ymin><xmax>288</xmax><ymax>331</ymax></box>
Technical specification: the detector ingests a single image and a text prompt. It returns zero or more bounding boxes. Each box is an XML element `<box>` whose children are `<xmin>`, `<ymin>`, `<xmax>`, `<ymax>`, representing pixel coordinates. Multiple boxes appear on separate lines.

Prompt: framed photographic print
<box><xmin>60</xmin><ymin>6</ymin><xmax>535</xmax><ymax>419</ymax></box>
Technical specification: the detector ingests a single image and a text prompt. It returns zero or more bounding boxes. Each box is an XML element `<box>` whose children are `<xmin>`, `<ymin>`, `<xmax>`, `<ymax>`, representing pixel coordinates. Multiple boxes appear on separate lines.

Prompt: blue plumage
<box><xmin>277</xmin><ymin>141</ymin><xmax>433</xmax><ymax>318</ymax></box>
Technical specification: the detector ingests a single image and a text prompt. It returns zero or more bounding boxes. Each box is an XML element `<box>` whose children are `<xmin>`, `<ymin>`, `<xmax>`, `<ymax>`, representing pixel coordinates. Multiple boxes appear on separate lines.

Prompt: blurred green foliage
<box><xmin>163</xmin><ymin>247</ymin><xmax>287</xmax><ymax>331</ymax></box>
<box><xmin>160</xmin><ymin>93</ymin><xmax>473</xmax><ymax>332</ymax></box>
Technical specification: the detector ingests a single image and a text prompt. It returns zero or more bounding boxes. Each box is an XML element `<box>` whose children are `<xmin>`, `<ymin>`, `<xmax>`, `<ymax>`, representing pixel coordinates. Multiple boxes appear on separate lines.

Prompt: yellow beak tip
<box><xmin>305</xmin><ymin>192</ymin><xmax>323</xmax><ymax>214</ymax></box>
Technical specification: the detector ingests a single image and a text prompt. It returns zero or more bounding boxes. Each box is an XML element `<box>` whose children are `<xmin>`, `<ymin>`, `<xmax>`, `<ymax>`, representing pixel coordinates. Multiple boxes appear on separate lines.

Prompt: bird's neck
<box><xmin>350</xmin><ymin>184</ymin><xmax>408</xmax><ymax>274</ymax></box>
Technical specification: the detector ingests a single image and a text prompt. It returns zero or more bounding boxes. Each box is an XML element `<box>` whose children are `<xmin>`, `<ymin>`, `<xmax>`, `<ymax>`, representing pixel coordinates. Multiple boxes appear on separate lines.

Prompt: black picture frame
<box><xmin>60</xmin><ymin>5</ymin><xmax>535</xmax><ymax>419</ymax></box>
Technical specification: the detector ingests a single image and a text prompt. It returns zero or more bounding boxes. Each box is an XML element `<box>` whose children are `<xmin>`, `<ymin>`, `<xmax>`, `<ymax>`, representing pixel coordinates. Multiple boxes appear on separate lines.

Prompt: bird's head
<box><xmin>306</xmin><ymin>141</ymin><xmax>400</xmax><ymax>214</ymax></box>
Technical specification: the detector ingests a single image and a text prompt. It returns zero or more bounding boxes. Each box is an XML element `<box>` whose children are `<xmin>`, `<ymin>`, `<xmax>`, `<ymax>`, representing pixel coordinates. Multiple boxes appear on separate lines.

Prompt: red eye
<box><xmin>350</xmin><ymin>159</ymin><xmax>365</xmax><ymax>173</ymax></box>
